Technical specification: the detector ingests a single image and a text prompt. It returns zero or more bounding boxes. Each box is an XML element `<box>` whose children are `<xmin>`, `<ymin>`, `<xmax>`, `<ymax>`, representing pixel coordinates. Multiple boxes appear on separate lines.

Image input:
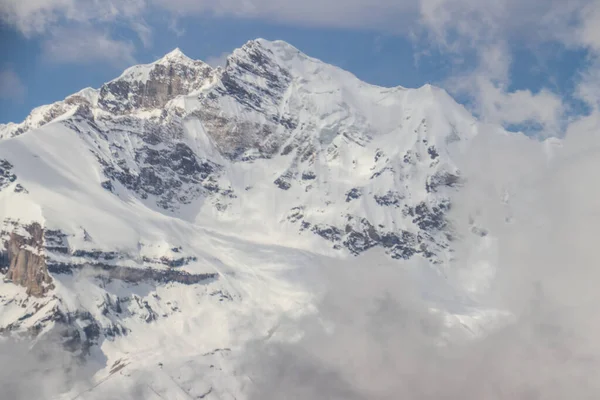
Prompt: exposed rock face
<box><xmin>0</xmin><ymin>221</ymin><xmax>220</xmax><ymax>357</ymax></box>
<box><xmin>0</xmin><ymin>90</ymin><xmax>96</xmax><ymax>139</ymax></box>
<box><xmin>1</xmin><ymin>222</ymin><xmax>217</xmax><ymax>299</ymax></box>
<box><xmin>0</xmin><ymin>159</ymin><xmax>17</xmax><ymax>191</ymax></box>
<box><xmin>98</xmin><ymin>51</ymin><xmax>213</xmax><ymax>114</ymax></box>
<box><xmin>98</xmin><ymin>130</ymin><xmax>226</xmax><ymax>210</ymax></box>
<box><xmin>191</xmin><ymin>41</ymin><xmax>296</xmax><ymax>160</ymax></box>
<box><xmin>48</xmin><ymin>263</ymin><xmax>217</xmax><ymax>285</ymax></box>
<box><xmin>5</xmin><ymin>223</ymin><xmax>53</xmax><ymax>297</ymax></box>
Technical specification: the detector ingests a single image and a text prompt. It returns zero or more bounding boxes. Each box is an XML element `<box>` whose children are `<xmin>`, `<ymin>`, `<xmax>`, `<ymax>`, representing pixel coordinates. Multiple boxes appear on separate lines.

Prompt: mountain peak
<box><xmin>162</xmin><ymin>47</ymin><xmax>190</xmax><ymax>61</ymax></box>
<box><xmin>110</xmin><ymin>47</ymin><xmax>200</xmax><ymax>85</ymax></box>
<box><xmin>153</xmin><ymin>47</ymin><xmax>202</xmax><ymax>68</ymax></box>
<box><xmin>239</xmin><ymin>38</ymin><xmax>304</xmax><ymax>60</ymax></box>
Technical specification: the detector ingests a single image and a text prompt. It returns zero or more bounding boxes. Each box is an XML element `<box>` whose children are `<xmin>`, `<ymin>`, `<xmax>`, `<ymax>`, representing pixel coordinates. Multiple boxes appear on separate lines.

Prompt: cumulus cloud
<box><xmin>447</xmin><ymin>72</ymin><xmax>566</xmax><ymax>135</ymax></box>
<box><xmin>0</xmin><ymin>0</ymin><xmax>73</xmax><ymax>36</ymax></box>
<box><xmin>565</xmin><ymin>2</ymin><xmax>600</xmax><ymax>119</ymax></box>
<box><xmin>415</xmin><ymin>1</ymin><xmax>584</xmax><ymax>134</ymax></box>
<box><xmin>422</xmin><ymin>0</ymin><xmax>600</xmax><ymax>135</ymax></box>
<box><xmin>41</xmin><ymin>27</ymin><xmax>136</xmax><ymax>67</ymax></box>
<box><xmin>438</xmin><ymin>39</ymin><xmax>567</xmax><ymax>135</ymax></box>
<box><xmin>237</xmin><ymin>120</ymin><xmax>600</xmax><ymax>399</ymax></box>
<box><xmin>0</xmin><ymin>67</ymin><xmax>26</xmax><ymax>101</ymax></box>
<box><xmin>577</xmin><ymin>61</ymin><xmax>600</xmax><ymax>112</ymax></box>
<box><xmin>0</xmin><ymin>331</ymin><xmax>91</xmax><ymax>400</ymax></box>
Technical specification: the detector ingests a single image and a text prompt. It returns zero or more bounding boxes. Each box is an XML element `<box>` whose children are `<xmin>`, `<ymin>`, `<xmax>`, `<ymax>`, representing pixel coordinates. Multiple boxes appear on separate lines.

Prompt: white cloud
<box><xmin>167</xmin><ymin>17</ymin><xmax>186</xmax><ymax>37</ymax></box>
<box><xmin>0</xmin><ymin>0</ymin><xmax>147</xmax><ymax>36</ymax></box>
<box><xmin>445</xmin><ymin>44</ymin><xmax>566</xmax><ymax>135</ymax></box>
<box><xmin>478</xmin><ymin>84</ymin><xmax>565</xmax><ymax>134</ymax></box>
<box><xmin>0</xmin><ymin>67</ymin><xmax>26</xmax><ymax>101</ymax></box>
<box><xmin>414</xmin><ymin>0</ymin><xmax>598</xmax><ymax>135</ymax></box>
<box><xmin>0</xmin><ymin>0</ymin><xmax>593</xmax><ymax>49</ymax></box>
<box><xmin>239</xmin><ymin>106</ymin><xmax>600</xmax><ymax>400</ymax></box>
<box><xmin>206</xmin><ymin>52</ymin><xmax>229</xmax><ymax>68</ymax></box>
<box><xmin>0</xmin><ymin>0</ymin><xmax>72</xmax><ymax>36</ymax></box>
<box><xmin>151</xmin><ymin>0</ymin><xmax>418</xmax><ymax>32</ymax></box>
<box><xmin>553</xmin><ymin>1</ymin><xmax>600</xmax><ymax>53</ymax></box>
<box><xmin>41</xmin><ymin>28</ymin><xmax>136</xmax><ymax>67</ymax></box>
<box><xmin>570</xmin><ymin>4</ymin><xmax>600</xmax><ymax>113</ymax></box>
<box><xmin>131</xmin><ymin>19</ymin><xmax>153</xmax><ymax>48</ymax></box>
<box><xmin>578</xmin><ymin>3</ymin><xmax>600</xmax><ymax>51</ymax></box>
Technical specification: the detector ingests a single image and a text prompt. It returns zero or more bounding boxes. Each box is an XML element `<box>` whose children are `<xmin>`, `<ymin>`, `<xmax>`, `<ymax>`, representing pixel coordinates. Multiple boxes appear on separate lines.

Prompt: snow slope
<box><xmin>0</xmin><ymin>39</ymin><xmax>511</xmax><ymax>399</ymax></box>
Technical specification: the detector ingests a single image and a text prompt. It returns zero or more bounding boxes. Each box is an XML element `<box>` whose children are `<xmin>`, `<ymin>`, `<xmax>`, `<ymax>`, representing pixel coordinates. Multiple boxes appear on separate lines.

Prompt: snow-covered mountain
<box><xmin>0</xmin><ymin>39</ymin><xmax>503</xmax><ymax>399</ymax></box>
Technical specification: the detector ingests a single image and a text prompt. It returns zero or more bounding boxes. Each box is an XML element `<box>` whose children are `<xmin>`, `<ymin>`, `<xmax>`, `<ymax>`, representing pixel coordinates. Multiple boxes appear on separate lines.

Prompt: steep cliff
<box><xmin>4</xmin><ymin>223</ymin><xmax>52</xmax><ymax>297</ymax></box>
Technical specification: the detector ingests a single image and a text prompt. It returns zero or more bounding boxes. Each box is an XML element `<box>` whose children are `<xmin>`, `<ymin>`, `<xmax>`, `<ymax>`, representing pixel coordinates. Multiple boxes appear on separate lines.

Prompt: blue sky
<box><xmin>1</xmin><ymin>0</ymin><xmax>599</xmax><ymax>137</ymax></box>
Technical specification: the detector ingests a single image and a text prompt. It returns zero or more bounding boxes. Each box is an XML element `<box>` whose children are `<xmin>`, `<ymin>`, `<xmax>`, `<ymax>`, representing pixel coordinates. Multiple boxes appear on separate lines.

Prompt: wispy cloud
<box><xmin>0</xmin><ymin>0</ymin><xmax>147</xmax><ymax>36</ymax></box>
<box><xmin>131</xmin><ymin>19</ymin><xmax>153</xmax><ymax>48</ymax></box>
<box><xmin>41</xmin><ymin>27</ymin><xmax>136</xmax><ymax>67</ymax></box>
<box><xmin>206</xmin><ymin>52</ymin><xmax>229</xmax><ymax>68</ymax></box>
<box><xmin>0</xmin><ymin>67</ymin><xmax>26</xmax><ymax>102</ymax></box>
<box><xmin>0</xmin><ymin>330</ymin><xmax>91</xmax><ymax>399</ymax></box>
<box><xmin>239</xmin><ymin>116</ymin><xmax>600</xmax><ymax>399</ymax></box>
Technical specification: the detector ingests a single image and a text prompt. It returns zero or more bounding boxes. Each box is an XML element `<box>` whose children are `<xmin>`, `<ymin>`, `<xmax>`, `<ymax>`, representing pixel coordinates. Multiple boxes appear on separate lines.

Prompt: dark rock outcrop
<box><xmin>98</xmin><ymin>56</ymin><xmax>212</xmax><ymax>114</ymax></box>
<box><xmin>374</xmin><ymin>191</ymin><xmax>403</xmax><ymax>207</ymax></box>
<box><xmin>0</xmin><ymin>159</ymin><xmax>17</xmax><ymax>191</ymax></box>
<box><xmin>47</xmin><ymin>263</ymin><xmax>217</xmax><ymax>285</ymax></box>
<box><xmin>345</xmin><ymin>188</ymin><xmax>362</xmax><ymax>202</ymax></box>
<box><xmin>426</xmin><ymin>171</ymin><xmax>461</xmax><ymax>193</ymax></box>
<box><xmin>3</xmin><ymin>223</ymin><xmax>53</xmax><ymax>297</ymax></box>
<box><xmin>94</xmin><ymin>121</ymin><xmax>226</xmax><ymax>211</ymax></box>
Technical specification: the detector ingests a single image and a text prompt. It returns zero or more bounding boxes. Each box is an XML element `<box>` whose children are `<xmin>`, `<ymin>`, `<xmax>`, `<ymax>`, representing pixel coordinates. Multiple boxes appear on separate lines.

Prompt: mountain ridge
<box><xmin>0</xmin><ymin>39</ymin><xmax>464</xmax><ymax>139</ymax></box>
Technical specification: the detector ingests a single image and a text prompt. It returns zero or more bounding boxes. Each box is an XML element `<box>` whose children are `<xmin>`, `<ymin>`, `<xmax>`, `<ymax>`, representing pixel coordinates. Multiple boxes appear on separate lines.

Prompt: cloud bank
<box><xmin>238</xmin><ymin>119</ymin><xmax>600</xmax><ymax>399</ymax></box>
